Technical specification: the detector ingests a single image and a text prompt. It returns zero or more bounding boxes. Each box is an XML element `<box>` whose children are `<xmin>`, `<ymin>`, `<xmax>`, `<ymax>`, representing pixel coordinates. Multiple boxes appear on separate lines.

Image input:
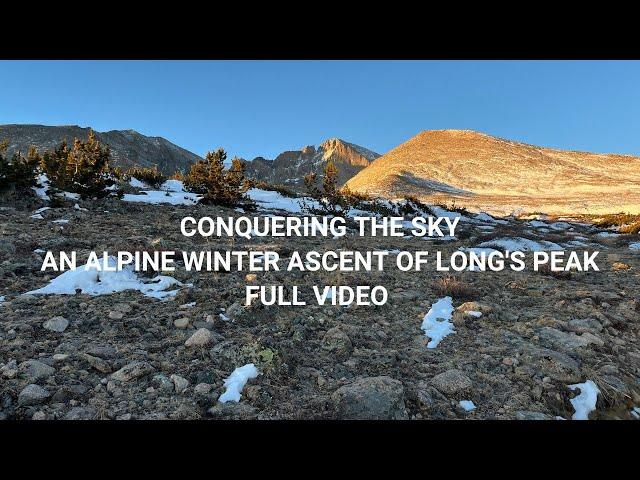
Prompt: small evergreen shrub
<box><xmin>126</xmin><ymin>166</ymin><xmax>167</xmax><ymax>188</ymax></box>
<box><xmin>0</xmin><ymin>142</ymin><xmax>39</xmax><ymax>195</ymax></box>
<box><xmin>184</xmin><ymin>148</ymin><xmax>254</xmax><ymax>208</ymax></box>
<box><xmin>40</xmin><ymin>130</ymin><xmax>114</xmax><ymax>199</ymax></box>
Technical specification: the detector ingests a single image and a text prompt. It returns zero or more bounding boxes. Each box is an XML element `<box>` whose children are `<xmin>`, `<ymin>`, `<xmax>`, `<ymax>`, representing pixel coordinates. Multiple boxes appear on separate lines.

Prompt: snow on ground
<box><xmin>32</xmin><ymin>174</ymin><xmax>50</xmax><ymax>200</ymax></box>
<box><xmin>218</xmin><ymin>363</ymin><xmax>259</xmax><ymax>403</ymax></box>
<box><xmin>632</xmin><ymin>407</ymin><xmax>640</xmax><ymax>419</ymax></box>
<box><xmin>0</xmin><ymin>296</ymin><xmax>5</xmax><ymax>306</ymax></box>
<box><xmin>430</xmin><ymin>205</ymin><xmax>466</xmax><ymax>222</ymax></box>
<box><xmin>466</xmin><ymin>311</ymin><xmax>482</xmax><ymax>318</ymax></box>
<box><xmin>564</xmin><ymin>240</ymin><xmax>590</xmax><ymax>248</ymax></box>
<box><xmin>33</xmin><ymin>249</ymin><xmax>46</xmax><ymax>254</ymax></box>
<box><xmin>529</xmin><ymin>220</ymin><xmax>572</xmax><ymax>231</ymax></box>
<box><xmin>123</xmin><ymin>180</ymin><xmax>200</xmax><ymax>206</ymax></box>
<box><xmin>56</xmin><ymin>191</ymin><xmax>81</xmax><ymax>200</ymax></box>
<box><xmin>477</xmin><ymin>237</ymin><xmax>562</xmax><ymax>252</ymax></box>
<box><xmin>247</xmin><ymin>188</ymin><xmax>320</xmax><ymax>214</ymax></box>
<box><xmin>129</xmin><ymin>177</ymin><xmax>148</xmax><ymax>188</ymax></box>
<box><xmin>458</xmin><ymin>247</ymin><xmax>499</xmax><ymax>255</ymax></box>
<box><xmin>52</xmin><ymin>219</ymin><xmax>69</xmax><ymax>224</ymax></box>
<box><xmin>630</xmin><ymin>242</ymin><xmax>640</xmax><ymax>251</ymax></box>
<box><xmin>30</xmin><ymin>214</ymin><xmax>44</xmax><ymax>220</ymax></box>
<box><xmin>459</xmin><ymin>400</ymin><xmax>476</xmax><ymax>411</ymax></box>
<box><xmin>474</xmin><ymin>212</ymin><xmax>508</xmax><ymax>225</ymax></box>
<box><xmin>596</xmin><ymin>231</ymin><xmax>619</xmax><ymax>239</ymax></box>
<box><xmin>25</xmin><ymin>256</ymin><xmax>187</xmax><ymax>299</ymax></box>
<box><xmin>421</xmin><ymin>296</ymin><xmax>455</xmax><ymax>349</ymax></box>
<box><xmin>568</xmin><ymin>380</ymin><xmax>599</xmax><ymax>420</ymax></box>
<box><xmin>33</xmin><ymin>207</ymin><xmax>50</xmax><ymax>215</ymax></box>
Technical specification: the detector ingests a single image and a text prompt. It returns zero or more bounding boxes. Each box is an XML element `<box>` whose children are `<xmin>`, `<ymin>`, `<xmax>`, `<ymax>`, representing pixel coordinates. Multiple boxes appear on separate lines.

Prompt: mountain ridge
<box><xmin>0</xmin><ymin>124</ymin><xmax>203</xmax><ymax>175</ymax></box>
<box><xmin>346</xmin><ymin>129</ymin><xmax>640</xmax><ymax>215</ymax></box>
<box><xmin>242</xmin><ymin>137</ymin><xmax>379</xmax><ymax>187</ymax></box>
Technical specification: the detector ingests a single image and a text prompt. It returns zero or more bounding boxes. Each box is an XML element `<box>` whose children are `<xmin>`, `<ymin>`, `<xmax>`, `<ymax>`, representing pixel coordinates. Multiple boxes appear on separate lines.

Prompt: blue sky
<box><xmin>1</xmin><ymin>60</ymin><xmax>639</xmax><ymax>159</ymax></box>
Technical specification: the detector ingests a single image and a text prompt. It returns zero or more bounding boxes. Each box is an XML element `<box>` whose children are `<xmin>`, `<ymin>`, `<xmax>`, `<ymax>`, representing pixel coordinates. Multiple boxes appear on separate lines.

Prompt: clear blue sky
<box><xmin>1</xmin><ymin>60</ymin><xmax>639</xmax><ymax>159</ymax></box>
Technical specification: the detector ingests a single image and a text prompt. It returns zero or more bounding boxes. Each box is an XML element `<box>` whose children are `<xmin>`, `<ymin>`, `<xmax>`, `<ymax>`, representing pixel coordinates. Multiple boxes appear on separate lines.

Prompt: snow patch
<box><xmin>421</xmin><ymin>296</ymin><xmax>455</xmax><ymax>348</ymax></box>
<box><xmin>25</xmin><ymin>256</ymin><xmax>186</xmax><ymax>299</ymax></box>
<box><xmin>459</xmin><ymin>400</ymin><xmax>476</xmax><ymax>411</ymax></box>
<box><xmin>129</xmin><ymin>177</ymin><xmax>148</xmax><ymax>188</ymax></box>
<box><xmin>32</xmin><ymin>174</ymin><xmax>50</xmax><ymax>200</ymax></box>
<box><xmin>477</xmin><ymin>237</ymin><xmax>562</xmax><ymax>252</ymax></box>
<box><xmin>630</xmin><ymin>242</ymin><xmax>640</xmax><ymax>251</ymax></box>
<box><xmin>218</xmin><ymin>363</ymin><xmax>259</xmax><ymax>403</ymax></box>
<box><xmin>568</xmin><ymin>380</ymin><xmax>599</xmax><ymax>420</ymax></box>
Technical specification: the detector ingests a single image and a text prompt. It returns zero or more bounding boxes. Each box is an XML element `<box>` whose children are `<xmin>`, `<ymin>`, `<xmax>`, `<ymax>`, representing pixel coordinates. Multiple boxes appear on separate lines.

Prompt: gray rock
<box><xmin>332</xmin><ymin>376</ymin><xmax>408</xmax><ymax>420</ymax></box>
<box><xmin>170</xmin><ymin>374</ymin><xmax>190</xmax><ymax>394</ymax></box>
<box><xmin>566</xmin><ymin>318</ymin><xmax>603</xmax><ymax>334</ymax></box>
<box><xmin>63</xmin><ymin>406</ymin><xmax>97</xmax><ymax>420</ymax></box>
<box><xmin>431</xmin><ymin>369</ymin><xmax>473</xmax><ymax>396</ymax></box>
<box><xmin>43</xmin><ymin>316</ymin><xmax>69</xmax><ymax>333</ymax></box>
<box><xmin>85</xmin><ymin>344</ymin><xmax>117</xmax><ymax>359</ymax></box>
<box><xmin>207</xmin><ymin>402</ymin><xmax>257</xmax><ymax>420</ymax></box>
<box><xmin>18</xmin><ymin>359</ymin><xmax>55</xmax><ymax>382</ymax></box>
<box><xmin>18</xmin><ymin>384</ymin><xmax>51</xmax><ymax>406</ymax></box>
<box><xmin>185</xmin><ymin>328</ymin><xmax>214</xmax><ymax>347</ymax></box>
<box><xmin>174</xmin><ymin>318</ymin><xmax>190</xmax><ymax>329</ymax></box>
<box><xmin>152</xmin><ymin>374</ymin><xmax>174</xmax><ymax>392</ymax></box>
<box><xmin>110</xmin><ymin>361</ymin><xmax>154</xmax><ymax>382</ymax></box>
<box><xmin>515</xmin><ymin>411</ymin><xmax>552</xmax><ymax>420</ymax></box>
<box><xmin>194</xmin><ymin>383</ymin><xmax>213</xmax><ymax>395</ymax></box>
<box><xmin>321</xmin><ymin>327</ymin><xmax>352</xmax><ymax>357</ymax></box>
<box><xmin>538</xmin><ymin>327</ymin><xmax>602</xmax><ymax>351</ymax></box>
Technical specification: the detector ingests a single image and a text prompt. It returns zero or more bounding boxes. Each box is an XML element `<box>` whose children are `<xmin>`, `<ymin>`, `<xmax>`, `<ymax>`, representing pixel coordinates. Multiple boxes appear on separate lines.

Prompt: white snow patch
<box><xmin>430</xmin><ymin>206</ymin><xmax>466</xmax><ymax>222</ymax></box>
<box><xmin>568</xmin><ymin>380</ymin><xmax>599</xmax><ymax>420</ymax></box>
<box><xmin>631</xmin><ymin>407</ymin><xmax>640</xmax><ymax>419</ymax></box>
<box><xmin>596</xmin><ymin>231</ymin><xmax>619</xmax><ymax>239</ymax></box>
<box><xmin>630</xmin><ymin>242</ymin><xmax>640</xmax><ymax>251</ymax></box>
<box><xmin>33</xmin><ymin>207</ymin><xmax>50</xmax><ymax>214</ymax></box>
<box><xmin>56</xmin><ymin>191</ymin><xmax>81</xmax><ymax>200</ymax></box>
<box><xmin>421</xmin><ymin>296</ymin><xmax>455</xmax><ymax>348</ymax></box>
<box><xmin>32</xmin><ymin>174</ymin><xmax>50</xmax><ymax>200</ymax></box>
<box><xmin>477</xmin><ymin>237</ymin><xmax>562</xmax><ymax>252</ymax></box>
<box><xmin>25</xmin><ymin>256</ymin><xmax>186</xmax><ymax>299</ymax></box>
<box><xmin>564</xmin><ymin>240</ymin><xmax>590</xmax><ymax>248</ymax></box>
<box><xmin>129</xmin><ymin>177</ymin><xmax>148</xmax><ymax>188</ymax></box>
<box><xmin>466</xmin><ymin>310</ymin><xmax>482</xmax><ymax>318</ymax></box>
<box><xmin>218</xmin><ymin>363</ymin><xmax>259</xmax><ymax>403</ymax></box>
<box><xmin>52</xmin><ymin>219</ymin><xmax>69</xmax><ymax>224</ymax></box>
<box><xmin>458</xmin><ymin>247</ymin><xmax>499</xmax><ymax>255</ymax></box>
<box><xmin>459</xmin><ymin>400</ymin><xmax>476</xmax><ymax>411</ymax></box>
<box><xmin>0</xmin><ymin>295</ymin><xmax>5</xmax><ymax>305</ymax></box>
<box><xmin>30</xmin><ymin>214</ymin><xmax>44</xmax><ymax>220</ymax></box>
<box><xmin>123</xmin><ymin>190</ymin><xmax>200</xmax><ymax>205</ymax></box>
<box><xmin>219</xmin><ymin>313</ymin><xmax>230</xmax><ymax>322</ymax></box>
<box><xmin>123</xmin><ymin>179</ymin><xmax>200</xmax><ymax>205</ymax></box>
<box><xmin>247</xmin><ymin>188</ymin><xmax>314</xmax><ymax>213</ymax></box>
<box><xmin>33</xmin><ymin>248</ymin><xmax>46</xmax><ymax>254</ymax></box>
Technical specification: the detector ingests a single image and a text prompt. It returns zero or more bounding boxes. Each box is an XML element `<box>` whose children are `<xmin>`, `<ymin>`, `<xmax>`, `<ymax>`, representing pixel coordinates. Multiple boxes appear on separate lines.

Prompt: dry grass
<box><xmin>432</xmin><ymin>275</ymin><xmax>477</xmax><ymax>299</ymax></box>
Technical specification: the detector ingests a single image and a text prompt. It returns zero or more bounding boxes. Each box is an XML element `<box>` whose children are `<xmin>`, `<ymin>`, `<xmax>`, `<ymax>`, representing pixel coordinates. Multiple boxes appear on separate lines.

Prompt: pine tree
<box><xmin>184</xmin><ymin>148</ymin><xmax>254</xmax><ymax>207</ymax></box>
<box><xmin>302</xmin><ymin>160</ymin><xmax>350</xmax><ymax>215</ymax></box>
<box><xmin>40</xmin><ymin>130</ymin><xmax>113</xmax><ymax>198</ymax></box>
<box><xmin>0</xmin><ymin>141</ymin><xmax>39</xmax><ymax>195</ymax></box>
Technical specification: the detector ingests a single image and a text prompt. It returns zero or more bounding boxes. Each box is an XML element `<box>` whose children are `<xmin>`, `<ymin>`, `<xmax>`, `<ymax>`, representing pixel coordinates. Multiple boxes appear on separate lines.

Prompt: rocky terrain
<box><xmin>1</xmin><ymin>186</ymin><xmax>639</xmax><ymax>420</ymax></box>
<box><xmin>0</xmin><ymin>124</ymin><xmax>202</xmax><ymax>175</ymax></box>
<box><xmin>242</xmin><ymin>138</ymin><xmax>379</xmax><ymax>188</ymax></box>
<box><xmin>346</xmin><ymin>129</ymin><xmax>640</xmax><ymax>216</ymax></box>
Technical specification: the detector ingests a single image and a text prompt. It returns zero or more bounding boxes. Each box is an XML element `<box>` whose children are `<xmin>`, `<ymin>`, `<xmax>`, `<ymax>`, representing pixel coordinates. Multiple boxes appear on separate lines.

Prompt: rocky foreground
<box><xmin>1</xmin><ymin>195</ymin><xmax>639</xmax><ymax>420</ymax></box>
